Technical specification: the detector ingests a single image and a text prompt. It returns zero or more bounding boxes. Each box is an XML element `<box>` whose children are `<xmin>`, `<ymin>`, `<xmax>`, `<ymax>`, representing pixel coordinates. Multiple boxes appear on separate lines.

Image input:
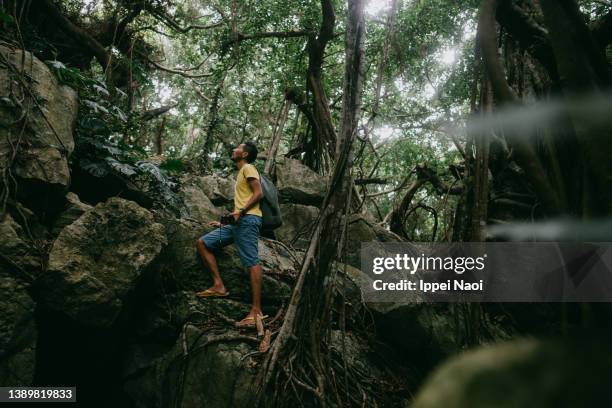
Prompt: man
<box><xmin>195</xmin><ymin>141</ymin><xmax>265</xmax><ymax>327</ymax></box>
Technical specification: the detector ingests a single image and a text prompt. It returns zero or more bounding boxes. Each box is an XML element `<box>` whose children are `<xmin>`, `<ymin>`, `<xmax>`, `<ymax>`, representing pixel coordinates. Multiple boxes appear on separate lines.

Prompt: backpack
<box><xmin>258</xmin><ymin>171</ymin><xmax>283</xmax><ymax>230</ymax></box>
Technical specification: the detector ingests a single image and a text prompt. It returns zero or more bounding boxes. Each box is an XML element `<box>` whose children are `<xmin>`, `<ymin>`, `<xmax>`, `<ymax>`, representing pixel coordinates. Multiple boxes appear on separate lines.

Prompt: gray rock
<box><xmin>276</xmin><ymin>203</ymin><xmax>319</xmax><ymax>250</ymax></box>
<box><xmin>179</xmin><ymin>177</ymin><xmax>223</xmax><ymax>224</ymax></box>
<box><xmin>40</xmin><ymin>197</ymin><xmax>167</xmax><ymax>327</ymax></box>
<box><xmin>0</xmin><ymin>214</ymin><xmax>40</xmax><ymax>277</ymax></box>
<box><xmin>343</xmin><ymin>264</ymin><xmax>455</xmax><ymax>357</ymax></box>
<box><xmin>131</xmin><ymin>290</ymin><xmax>253</xmax><ymax>342</ymax></box>
<box><xmin>411</xmin><ymin>338</ymin><xmax>612</xmax><ymax>408</ymax></box>
<box><xmin>274</xmin><ymin>208</ymin><xmax>400</xmax><ymax>270</ymax></box>
<box><xmin>0</xmin><ymin>276</ymin><xmax>36</xmax><ymax>386</ymax></box>
<box><xmin>0</xmin><ymin>45</ymin><xmax>78</xmax><ymax>194</ymax></box>
<box><xmin>275</xmin><ymin>157</ymin><xmax>326</xmax><ymax>205</ymax></box>
<box><xmin>371</xmin><ymin>302</ymin><xmax>464</xmax><ymax>368</ymax></box>
<box><xmin>51</xmin><ymin>192</ymin><xmax>93</xmax><ymax>236</ymax></box>
<box><xmin>346</xmin><ymin>265</ymin><xmax>504</xmax><ymax>372</ymax></box>
<box><xmin>123</xmin><ymin>324</ymin><xmax>259</xmax><ymax>408</ymax></box>
<box><xmin>345</xmin><ymin>214</ymin><xmax>402</xmax><ymax>269</ymax></box>
<box><xmin>195</xmin><ymin>175</ymin><xmax>235</xmax><ymax>206</ymax></box>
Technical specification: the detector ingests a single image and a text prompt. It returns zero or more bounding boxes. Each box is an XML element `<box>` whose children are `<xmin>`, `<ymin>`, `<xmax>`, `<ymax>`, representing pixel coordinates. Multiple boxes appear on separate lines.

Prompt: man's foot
<box><xmin>235</xmin><ymin>312</ymin><xmax>268</xmax><ymax>328</ymax></box>
<box><xmin>195</xmin><ymin>287</ymin><xmax>229</xmax><ymax>298</ymax></box>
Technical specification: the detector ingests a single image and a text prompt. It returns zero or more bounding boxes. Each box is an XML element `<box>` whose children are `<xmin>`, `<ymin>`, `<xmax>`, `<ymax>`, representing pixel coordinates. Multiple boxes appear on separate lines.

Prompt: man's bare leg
<box><xmin>247</xmin><ymin>264</ymin><xmax>263</xmax><ymax>316</ymax></box>
<box><xmin>196</xmin><ymin>238</ymin><xmax>227</xmax><ymax>294</ymax></box>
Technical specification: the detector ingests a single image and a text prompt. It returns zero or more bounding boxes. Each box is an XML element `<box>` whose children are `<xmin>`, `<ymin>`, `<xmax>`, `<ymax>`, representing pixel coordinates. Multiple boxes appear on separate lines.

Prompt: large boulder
<box><xmin>123</xmin><ymin>319</ymin><xmax>407</xmax><ymax>407</ymax></box>
<box><xmin>129</xmin><ymin>289</ymin><xmax>255</xmax><ymax>343</ymax></box>
<box><xmin>51</xmin><ymin>192</ymin><xmax>93</xmax><ymax>236</ymax></box>
<box><xmin>195</xmin><ymin>175</ymin><xmax>235</xmax><ymax>206</ymax></box>
<box><xmin>123</xmin><ymin>324</ymin><xmax>259</xmax><ymax>408</ymax></box>
<box><xmin>346</xmin><ymin>261</ymin><xmax>460</xmax><ymax>364</ymax></box>
<box><xmin>39</xmin><ymin>197</ymin><xmax>167</xmax><ymax>327</ymax></box>
<box><xmin>0</xmin><ymin>214</ymin><xmax>40</xmax><ymax>276</ymax></box>
<box><xmin>0</xmin><ymin>45</ymin><xmax>78</xmax><ymax>208</ymax></box>
<box><xmin>411</xmin><ymin>338</ymin><xmax>612</xmax><ymax>408</ymax></box>
<box><xmin>274</xmin><ymin>208</ymin><xmax>401</xmax><ymax>269</ymax></box>
<box><xmin>179</xmin><ymin>177</ymin><xmax>223</xmax><ymax>224</ymax></box>
<box><xmin>276</xmin><ymin>203</ymin><xmax>319</xmax><ymax>250</ymax></box>
<box><xmin>0</xmin><ymin>276</ymin><xmax>37</xmax><ymax>386</ymax></box>
<box><xmin>275</xmin><ymin>157</ymin><xmax>326</xmax><ymax>205</ymax></box>
<box><xmin>345</xmin><ymin>214</ymin><xmax>402</xmax><ymax>269</ymax></box>
<box><xmin>370</xmin><ymin>302</ymin><xmax>467</xmax><ymax>371</ymax></box>
<box><xmin>346</xmin><ymin>263</ymin><xmax>508</xmax><ymax>376</ymax></box>
<box><xmin>122</xmin><ymin>288</ymin><xmax>274</xmax><ymax>407</ymax></box>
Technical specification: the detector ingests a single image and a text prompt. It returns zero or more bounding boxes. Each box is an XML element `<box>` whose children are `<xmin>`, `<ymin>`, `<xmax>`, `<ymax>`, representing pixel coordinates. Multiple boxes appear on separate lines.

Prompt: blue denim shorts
<box><xmin>200</xmin><ymin>215</ymin><xmax>262</xmax><ymax>268</ymax></box>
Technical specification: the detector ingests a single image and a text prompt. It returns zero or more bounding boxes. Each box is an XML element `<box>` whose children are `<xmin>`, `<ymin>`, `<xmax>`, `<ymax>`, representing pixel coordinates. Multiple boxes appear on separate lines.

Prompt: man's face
<box><xmin>231</xmin><ymin>144</ymin><xmax>247</xmax><ymax>161</ymax></box>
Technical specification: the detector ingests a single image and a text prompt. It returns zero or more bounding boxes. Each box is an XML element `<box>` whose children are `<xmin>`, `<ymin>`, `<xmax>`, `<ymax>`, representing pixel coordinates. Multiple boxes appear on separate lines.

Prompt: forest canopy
<box><xmin>2</xmin><ymin>0</ymin><xmax>494</xmax><ymax>240</ymax></box>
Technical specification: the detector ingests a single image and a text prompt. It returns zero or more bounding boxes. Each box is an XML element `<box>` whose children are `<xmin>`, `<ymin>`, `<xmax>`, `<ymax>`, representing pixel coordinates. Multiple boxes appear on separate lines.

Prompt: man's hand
<box><xmin>208</xmin><ymin>220</ymin><xmax>221</xmax><ymax>228</ymax></box>
<box><xmin>231</xmin><ymin>210</ymin><xmax>241</xmax><ymax>222</ymax></box>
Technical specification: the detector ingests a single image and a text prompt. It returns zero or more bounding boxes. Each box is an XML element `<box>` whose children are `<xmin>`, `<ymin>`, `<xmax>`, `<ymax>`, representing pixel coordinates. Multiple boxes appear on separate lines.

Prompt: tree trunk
<box><xmin>389</xmin><ymin>166</ymin><xmax>432</xmax><ymax>237</ymax></box>
<box><xmin>264</xmin><ymin>100</ymin><xmax>291</xmax><ymax>175</ymax></box>
<box><xmin>156</xmin><ymin>117</ymin><xmax>166</xmax><ymax>155</ymax></box>
<box><xmin>256</xmin><ymin>0</ymin><xmax>366</xmax><ymax>405</ymax></box>
<box><xmin>470</xmin><ymin>77</ymin><xmax>491</xmax><ymax>241</ymax></box>
<box><xmin>201</xmin><ymin>69</ymin><xmax>228</xmax><ymax>167</ymax></box>
<box><xmin>539</xmin><ymin>0</ymin><xmax>612</xmax><ymax>216</ymax></box>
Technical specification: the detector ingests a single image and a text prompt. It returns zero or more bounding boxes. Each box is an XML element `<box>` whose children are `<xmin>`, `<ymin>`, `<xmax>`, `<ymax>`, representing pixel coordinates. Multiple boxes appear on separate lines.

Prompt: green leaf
<box><xmin>0</xmin><ymin>9</ymin><xmax>14</xmax><ymax>24</ymax></box>
<box><xmin>160</xmin><ymin>158</ymin><xmax>184</xmax><ymax>173</ymax></box>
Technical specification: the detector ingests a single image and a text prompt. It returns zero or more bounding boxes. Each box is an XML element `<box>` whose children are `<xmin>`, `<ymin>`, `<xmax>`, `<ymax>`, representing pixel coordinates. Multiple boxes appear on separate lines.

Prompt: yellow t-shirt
<box><xmin>234</xmin><ymin>163</ymin><xmax>262</xmax><ymax>217</ymax></box>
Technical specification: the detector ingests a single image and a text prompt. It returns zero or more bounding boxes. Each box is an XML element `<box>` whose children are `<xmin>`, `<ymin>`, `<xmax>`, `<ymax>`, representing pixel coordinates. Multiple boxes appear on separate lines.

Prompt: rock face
<box><xmin>411</xmin><ymin>338</ymin><xmax>612</xmax><ymax>408</ymax></box>
<box><xmin>196</xmin><ymin>175</ymin><xmax>235</xmax><ymax>206</ymax></box>
<box><xmin>0</xmin><ymin>45</ymin><xmax>78</xmax><ymax>200</ymax></box>
<box><xmin>119</xmin><ymin>216</ymin><xmax>304</xmax><ymax>407</ymax></box>
<box><xmin>275</xmin><ymin>157</ymin><xmax>326</xmax><ymax>205</ymax></box>
<box><xmin>370</xmin><ymin>302</ymin><xmax>465</xmax><ymax>371</ymax></box>
<box><xmin>0</xmin><ymin>276</ymin><xmax>37</xmax><ymax>386</ymax></box>
<box><xmin>0</xmin><ymin>214</ymin><xmax>40</xmax><ymax>275</ymax></box>
<box><xmin>51</xmin><ymin>192</ymin><xmax>93</xmax><ymax>236</ymax></box>
<box><xmin>346</xmin><ymin>261</ymin><xmax>465</xmax><ymax>371</ymax></box>
<box><xmin>122</xmin><ymin>290</ymin><xmax>397</xmax><ymax>408</ymax></box>
<box><xmin>345</xmin><ymin>214</ymin><xmax>401</xmax><ymax>268</ymax></box>
<box><xmin>274</xmin><ymin>206</ymin><xmax>401</xmax><ymax>261</ymax></box>
<box><xmin>40</xmin><ymin>197</ymin><xmax>167</xmax><ymax>327</ymax></box>
<box><xmin>179</xmin><ymin>177</ymin><xmax>223</xmax><ymax>224</ymax></box>
<box><xmin>275</xmin><ymin>203</ymin><xmax>319</xmax><ymax>250</ymax></box>
<box><xmin>124</xmin><ymin>322</ymin><xmax>259</xmax><ymax>408</ymax></box>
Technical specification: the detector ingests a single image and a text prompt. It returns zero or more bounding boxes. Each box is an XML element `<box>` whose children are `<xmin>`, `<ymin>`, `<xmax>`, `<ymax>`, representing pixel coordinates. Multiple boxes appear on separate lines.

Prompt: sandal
<box><xmin>195</xmin><ymin>288</ymin><xmax>230</xmax><ymax>298</ymax></box>
<box><xmin>235</xmin><ymin>314</ymin><xmax>268</xmax><ymax>328</ymax></box>
<box><xmin>259</xmin><ymin>329</ymin><xmax>272</xmax><ymax>352</ymax></box>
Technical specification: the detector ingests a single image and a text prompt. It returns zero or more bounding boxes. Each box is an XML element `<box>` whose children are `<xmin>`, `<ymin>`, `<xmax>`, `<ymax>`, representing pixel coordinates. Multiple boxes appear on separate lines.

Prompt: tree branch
<box><xmin>354</xmin><ymin>177</ymin><xmax>388</xmax><ymax>185</ymax></box>
<box><xmin>146</xmin><ymin>5</ymin><xmax>224</xmax><ymax>33</ymax></box>
<box><xmin>138</xmin><ymin>52</ymin><xmax>213</xmax><ymax>78</ymax></box>
<box><xmin>221</xmin><ymin>30</ymin><xmax>310</xmax><ymax>50</ymax></box>
<box><xmin>308</xmin><ymin>0</ymin><xmax>336</xmax><ymax>74</ymax></box>
<box><xmin>141</xmin><ymin>104</ymin><xmax>176</xmax><ymax>121</ymax></box>
<box><xmin>40</xmin><ymin>0</ymin><xmax>112</xmax><ymax>72</ymax></box>
<box><xmin>479</xmin><ymin>0</ymin><xmax>518</xmax><ymax>103</ymax></box>
<box><xmin>102</xmin><ymin>2</ymin><xmax>144</xmax><ymax>47</ymax></box>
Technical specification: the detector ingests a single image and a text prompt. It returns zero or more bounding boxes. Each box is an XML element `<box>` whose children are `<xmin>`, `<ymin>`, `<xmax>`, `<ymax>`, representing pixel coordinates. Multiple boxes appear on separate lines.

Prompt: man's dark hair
<box><xmin>243</xmin><ymin>141</ymin><xmax>258</xmax><ymax>163</ymax></box>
